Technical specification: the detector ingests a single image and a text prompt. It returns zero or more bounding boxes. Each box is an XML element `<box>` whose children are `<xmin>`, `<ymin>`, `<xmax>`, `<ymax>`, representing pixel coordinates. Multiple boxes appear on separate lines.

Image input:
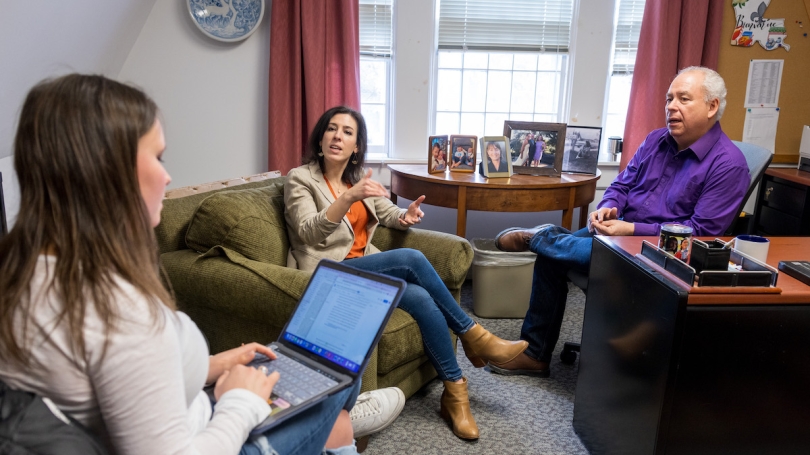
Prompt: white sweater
<box><xmin>0</xmin><ymin>255</ymin><xmax>271</xmax><ymax>454</ymax></box>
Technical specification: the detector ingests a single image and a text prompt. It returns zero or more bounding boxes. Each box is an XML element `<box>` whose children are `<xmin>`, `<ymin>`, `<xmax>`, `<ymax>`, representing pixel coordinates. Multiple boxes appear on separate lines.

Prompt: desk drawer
<box><xmin>760</xmin><ymin>178</ymin><xmax>807</xmax><ymax>217</ymax></box>
<box><xmin>758</xmin><ymin>205</ymin><xmax>801</xmax><ymax>235</ymax></box>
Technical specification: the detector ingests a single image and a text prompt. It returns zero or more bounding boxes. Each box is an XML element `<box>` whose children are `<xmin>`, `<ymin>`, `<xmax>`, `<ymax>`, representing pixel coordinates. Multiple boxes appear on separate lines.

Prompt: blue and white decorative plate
<box><xmin>188</xmin><ymin>0</ymin><xmax>265</xmax><ymax>43</ymax></box>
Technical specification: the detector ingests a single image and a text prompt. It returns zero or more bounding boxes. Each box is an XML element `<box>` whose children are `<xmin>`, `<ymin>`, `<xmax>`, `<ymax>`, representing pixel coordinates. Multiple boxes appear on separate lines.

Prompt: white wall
<box><xmin>118</xmin><ymin>0</ymin><xmax>271</xmax><ymax>190</ymax></box>
<box><xmin>0</xmin><ymin>0</ymin><xmax>157</xmax><ymax>227</ymax></box>
<box><xmin>0</xmin><ymin>0</ymin><xmax>156</xmax><ymax>161</ymax></box>
<box><xmin>389</xmin><ymin>0</ymin><xmax>437</xmax><ymax>159</ymax></box>
<box><xmin>568</xmin><ymin>0</ymin><xmax>615</xmax><ymax>128</ymax></box>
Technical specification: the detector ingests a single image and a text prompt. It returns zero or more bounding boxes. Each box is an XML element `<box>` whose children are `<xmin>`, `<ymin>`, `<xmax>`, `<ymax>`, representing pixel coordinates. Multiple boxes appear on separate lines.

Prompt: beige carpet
<box><xmin>363</xmin><ymin>281</ymin><xmax>588</xmax><ymax>454</ymax></box>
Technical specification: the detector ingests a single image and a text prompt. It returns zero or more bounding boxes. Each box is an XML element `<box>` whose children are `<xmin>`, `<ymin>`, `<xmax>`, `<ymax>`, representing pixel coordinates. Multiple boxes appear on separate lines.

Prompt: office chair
<box><xmin>725</xmin><ymin>141</ymin><xmax>773</xmax><ymax>235</ymax></box>
<box><xmin>1</xmin><ymin>171</ymin><xmax>7</xmax><ymax>239</ymax></box>
<box><xmin>559</xmin><ymin>141</ymin><xmax>773</xmax><ymax>365</ymax></box>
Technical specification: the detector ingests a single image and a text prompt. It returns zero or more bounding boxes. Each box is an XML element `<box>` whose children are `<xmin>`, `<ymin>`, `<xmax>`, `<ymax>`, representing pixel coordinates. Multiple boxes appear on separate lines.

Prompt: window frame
<box><xmin>432</xmin><ymin>0</ymin><xmax>576</xmax><ymax>140</ymax></box>
<box><xmin>359</xmin><ymin>0</ymin><xmax>394</xmax><ymax>158</ymax></box>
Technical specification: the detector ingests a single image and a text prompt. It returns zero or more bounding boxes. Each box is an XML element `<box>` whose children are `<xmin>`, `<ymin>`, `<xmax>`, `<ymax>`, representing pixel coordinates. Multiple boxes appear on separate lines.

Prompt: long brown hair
<box><xmin>304</xmin><ymin>106</ymin><xmax>368</xmax><ymax>185</ymax></box>
<box><xmin>0</xmin><ymin>74</ymin><xmax>174</xmax><ymax>367</ymax></box>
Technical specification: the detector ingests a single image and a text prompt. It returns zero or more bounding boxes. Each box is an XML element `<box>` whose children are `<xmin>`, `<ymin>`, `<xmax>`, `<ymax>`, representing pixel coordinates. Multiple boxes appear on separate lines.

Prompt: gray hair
<box><xmin>677</xmin><ymin>66</ymin><xmax>727</xmax><ymax>120</ymax></box>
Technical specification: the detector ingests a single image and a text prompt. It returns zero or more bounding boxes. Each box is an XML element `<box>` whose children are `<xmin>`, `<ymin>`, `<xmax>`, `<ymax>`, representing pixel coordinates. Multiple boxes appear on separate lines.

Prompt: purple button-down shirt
<box><xmin>597</xmin><ymin>122</ymin><xmax>749</xmax><ymax>237</ymax></box>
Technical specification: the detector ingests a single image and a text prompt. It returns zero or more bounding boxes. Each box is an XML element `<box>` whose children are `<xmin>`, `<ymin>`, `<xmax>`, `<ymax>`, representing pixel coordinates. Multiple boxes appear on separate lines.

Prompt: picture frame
<box><xmin>479</xmin><ymin>136</ymin><xmax>513</xmax><ymax>178</ymax></box>
<box><xmin>428</xmin><ymin>135</ymin><xmax>449</xmax><ymax>174</ymax></box>
<box><xmin>503</xmin><ymin>121</ymin><xmax>567</xmax><ymax>177</ymax></box>
<box><xmin>562</xmin><ymin>126</ymin><xmax>602</xmax><ymax>175</ymax></box>
<box><xmin>448</xmin><ymin>135</ymin><xmax>477</xmax><ymax>173</ymax></box>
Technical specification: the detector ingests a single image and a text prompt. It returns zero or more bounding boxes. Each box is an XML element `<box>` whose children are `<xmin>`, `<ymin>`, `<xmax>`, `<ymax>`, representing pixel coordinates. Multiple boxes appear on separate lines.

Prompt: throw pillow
<box><xmin>185</xmin><ymin>184</ymin><xmax>289</xmax><ymax>266</ymax></box>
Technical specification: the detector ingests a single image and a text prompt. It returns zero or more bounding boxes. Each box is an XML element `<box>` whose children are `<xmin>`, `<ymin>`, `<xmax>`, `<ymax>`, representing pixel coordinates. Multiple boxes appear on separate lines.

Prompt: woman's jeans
<box><xmin>522</xmin><ymin>226</ymin><xmax>594</xmax><ymax>363</ymax></box>
<box><xmin>240</xmin><ymin>381</ymin><xmax>361</xmax><ymax>455</ymax></box>
<box><xmin>347</xmin><ymin>249</ymin><xmax>475</xmax><ymax>382</ymax></box>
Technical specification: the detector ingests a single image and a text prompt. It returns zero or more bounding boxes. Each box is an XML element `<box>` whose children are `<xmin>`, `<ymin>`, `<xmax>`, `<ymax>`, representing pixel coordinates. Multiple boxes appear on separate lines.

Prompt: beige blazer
<box><xmin>284</xmin><ymin>163</ymin><xmax>407</xmax><ymax>272</ymax></box>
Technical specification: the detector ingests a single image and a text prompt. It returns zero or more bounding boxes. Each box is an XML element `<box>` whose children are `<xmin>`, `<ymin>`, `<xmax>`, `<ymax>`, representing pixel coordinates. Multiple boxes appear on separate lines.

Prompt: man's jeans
<box><xmin>347</xmin><ymin>249</ymin><xmax>475</xmax><ymax>382</ymax></box>
<box><xmin>522</xmin><ymin>226</ymin><xmax>594</xmax><ymax>363</ymax></box>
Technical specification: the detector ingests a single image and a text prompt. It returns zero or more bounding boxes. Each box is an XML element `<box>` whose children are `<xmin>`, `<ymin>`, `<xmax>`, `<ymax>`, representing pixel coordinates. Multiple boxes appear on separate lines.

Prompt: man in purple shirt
<box><xmin>488</xmin><ymin>66</ymin><xmax>749</xmax><ymax>377</ymax></box>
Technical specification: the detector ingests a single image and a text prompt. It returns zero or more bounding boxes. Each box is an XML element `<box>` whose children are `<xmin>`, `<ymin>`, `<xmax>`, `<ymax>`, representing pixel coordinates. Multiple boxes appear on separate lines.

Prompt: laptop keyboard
<box><xmin>256</xmin><ymin>351</ymin><xmax>339</xmax><ymax>405</ymax></box>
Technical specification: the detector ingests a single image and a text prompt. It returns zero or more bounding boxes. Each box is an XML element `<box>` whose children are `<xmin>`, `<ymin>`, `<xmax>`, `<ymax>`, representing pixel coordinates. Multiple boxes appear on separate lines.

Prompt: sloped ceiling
<box><xmin>0</xmin><ymin>0</ymin><xmax>158</xmax><ymax>159</ymax></box>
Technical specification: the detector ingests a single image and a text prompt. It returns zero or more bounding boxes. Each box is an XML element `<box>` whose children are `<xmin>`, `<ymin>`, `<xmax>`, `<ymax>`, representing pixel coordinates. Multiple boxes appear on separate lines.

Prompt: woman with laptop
<box><xmin>284</xmin><ymin>106</ymin><xmax>529</xmax><ymax>440</ymax></box>
<box><xmin>0</xmin><ymin>74</ymin><xmax>363</xmax><ymax>454</ymax></box>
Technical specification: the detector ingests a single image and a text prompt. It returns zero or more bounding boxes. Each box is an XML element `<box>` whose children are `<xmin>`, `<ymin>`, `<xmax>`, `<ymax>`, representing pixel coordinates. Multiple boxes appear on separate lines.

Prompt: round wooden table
<box><xmin>388</xmin><ymin>165</ymin><xmax>601</xmax><ymax>237</ymax></box>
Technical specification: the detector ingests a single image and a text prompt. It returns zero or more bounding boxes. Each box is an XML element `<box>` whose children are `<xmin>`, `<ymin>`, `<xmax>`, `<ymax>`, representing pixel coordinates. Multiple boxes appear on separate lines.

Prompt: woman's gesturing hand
<box><xmin>400</xmin><ymin>195</ymin><xmax>426</xmax><ymax>226</ymax></box>
<box><xmin>347</xmin><ymin>169</ymin><xmax>389</xmax><ymax>202</ymax></box>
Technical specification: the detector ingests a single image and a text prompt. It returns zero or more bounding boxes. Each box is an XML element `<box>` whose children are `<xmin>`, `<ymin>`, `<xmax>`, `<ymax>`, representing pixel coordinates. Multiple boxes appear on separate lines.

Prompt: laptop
<box><xmin>247</xmin><ymin>259</ymin><xmax>405</xmax><ymax>434</ymax></box>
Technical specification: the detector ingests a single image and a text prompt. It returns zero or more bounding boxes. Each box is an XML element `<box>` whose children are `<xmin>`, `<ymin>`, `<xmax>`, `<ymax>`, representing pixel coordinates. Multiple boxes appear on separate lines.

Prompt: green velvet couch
<box><xmin>154</xmin><ymin>172</ymin><xmax>473</xmax><ymax>398</ymax></box>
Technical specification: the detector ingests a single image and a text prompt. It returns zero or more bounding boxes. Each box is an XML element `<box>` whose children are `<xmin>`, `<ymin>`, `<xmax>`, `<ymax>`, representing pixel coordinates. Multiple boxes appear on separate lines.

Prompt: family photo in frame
<box><xmin>479</xmin><ymin>136</ymin><xmax>512</xmax><ymax>178</ymax></box>
<box><xmin>562</xmin><ymin>126</ymin><xmax>602</xmax><ymax>175</ymax></box>
<box><xmin>449</xmin><ymin>135</ymin><xmax>477</xmax><ymax>173</ymax></box>
<box><xmin>428</xmin><ymin>135</ymin><xmax>448</xmax><ymax>173</ymax></box>
<box><xmin>503</xmin><ymin>121</ymin><xmax>566</xmax><ymax>177</ymax></box>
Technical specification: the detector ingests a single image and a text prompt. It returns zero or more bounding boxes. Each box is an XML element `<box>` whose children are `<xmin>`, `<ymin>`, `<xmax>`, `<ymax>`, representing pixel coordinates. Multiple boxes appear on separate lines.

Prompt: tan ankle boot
<box><xmin>459</xmin><ymin>323</ymin><xmax>529</xmax><ymax>368</ymax></box>
<box><xmin>440</xmin><ymin>378</ymin><xmax>479</xmax><ymax>440</ymax></box>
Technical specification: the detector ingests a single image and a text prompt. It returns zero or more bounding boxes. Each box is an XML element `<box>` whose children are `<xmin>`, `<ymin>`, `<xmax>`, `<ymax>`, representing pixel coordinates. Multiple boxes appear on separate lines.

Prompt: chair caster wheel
<box><xmin>560</xmin><ymin>349</ymin><xmax>578</xmax><ymax>364</ymax></box>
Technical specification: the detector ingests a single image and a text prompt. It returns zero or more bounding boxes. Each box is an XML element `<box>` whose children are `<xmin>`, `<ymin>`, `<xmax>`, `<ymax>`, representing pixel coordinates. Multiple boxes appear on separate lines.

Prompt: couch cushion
<box><xmin>185</xmin><ymin>183</ymin><xmax>289</xmax><ymax>266</ymax></box>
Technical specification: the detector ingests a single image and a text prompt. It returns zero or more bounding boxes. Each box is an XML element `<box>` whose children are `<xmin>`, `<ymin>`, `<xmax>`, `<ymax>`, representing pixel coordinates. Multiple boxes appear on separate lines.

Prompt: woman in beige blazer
<box><xmin>284</xmin><ymin>106</ymin><xmax>528</xmax><ymax>441</ymax></box>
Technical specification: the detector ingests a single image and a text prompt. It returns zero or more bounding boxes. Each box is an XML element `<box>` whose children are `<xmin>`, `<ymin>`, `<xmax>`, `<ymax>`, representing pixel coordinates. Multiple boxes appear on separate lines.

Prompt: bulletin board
<box><xmin>717</xmin><ymin>0</ymin><xmax>810</xmax><ymax>163</ymax></box>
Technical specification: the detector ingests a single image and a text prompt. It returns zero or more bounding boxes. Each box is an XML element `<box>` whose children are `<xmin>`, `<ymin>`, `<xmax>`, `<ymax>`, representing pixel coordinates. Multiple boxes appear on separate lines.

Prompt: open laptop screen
<box><xmin>282</xmin><ymin>265</ymin><xmax>400</xmax><ymax>373</ymax></box>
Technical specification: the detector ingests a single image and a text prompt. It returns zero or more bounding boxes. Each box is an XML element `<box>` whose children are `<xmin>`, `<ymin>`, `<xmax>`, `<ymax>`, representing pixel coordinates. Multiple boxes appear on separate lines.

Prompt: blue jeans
<box><xmin>240</xmin><ymin>381</ymin><xmax>361</xmax><ymax>455</ymax></box>
<box><xmin>522</xmin><ymin>226</ymin><xmax>594</xmax><ymax>363</ymax></box>
<box><xmin>346</xmin><ymin>249</ymin><xmax>475</xmax><ymax>382</ymax></box>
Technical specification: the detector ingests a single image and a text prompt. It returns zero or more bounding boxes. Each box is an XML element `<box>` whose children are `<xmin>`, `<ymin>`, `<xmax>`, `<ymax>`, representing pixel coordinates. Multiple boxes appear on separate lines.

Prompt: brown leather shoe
<box><xmin>459</xmin><ymin>323</ymin><xmax>528</xmax><ymax>368</ymax></box>
<box><xmin>487</xmin><ymin>352</ymin><xmax>550</xmax><ymax>377</ymax></box>
<box><xmin>440</xmin><ymin>378</ymin><xmax>479</xmax><ymax>440</ymax></box>
<box><xmin>495</xmin><ymin>224</ymin><xmax>553</xmax><ymax>252</ymax></box>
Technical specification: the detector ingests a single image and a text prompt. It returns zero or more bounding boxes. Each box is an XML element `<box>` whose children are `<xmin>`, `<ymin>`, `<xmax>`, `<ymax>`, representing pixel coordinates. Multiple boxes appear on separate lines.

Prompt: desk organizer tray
<box><xmin>691</xmin><ymin>239</ymin><xmax>731</xmax><ymax>274</ymax></box>
<box><xmin>637</xmin><ymin>241</ymin><xmax>780</xmax><ymax>292</ymax></box>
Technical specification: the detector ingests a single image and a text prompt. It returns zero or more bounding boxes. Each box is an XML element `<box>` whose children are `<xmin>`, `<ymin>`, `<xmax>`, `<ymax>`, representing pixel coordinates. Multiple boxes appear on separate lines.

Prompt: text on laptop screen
<box><xmin>283</xmin><ymin>266</ymin><xmax>399</xmax><ymax>373</ymax></box>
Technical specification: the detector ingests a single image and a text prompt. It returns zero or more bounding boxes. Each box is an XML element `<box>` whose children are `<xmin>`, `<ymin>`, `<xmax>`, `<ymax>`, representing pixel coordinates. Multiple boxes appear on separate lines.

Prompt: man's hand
<box><xmin>588</xmin><ymin>207</ymin><xmax>619</xmax><ymax>233</ymax></box>
<box><xmin>591</xmin><ymin>219</ymin><xmax>635</xmax><ymax>236</ymax></box>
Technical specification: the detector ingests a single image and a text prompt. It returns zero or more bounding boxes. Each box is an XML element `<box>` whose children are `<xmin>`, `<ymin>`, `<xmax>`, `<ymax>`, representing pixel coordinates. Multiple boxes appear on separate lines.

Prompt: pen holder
<box><xmin>690</xmin><ymin>239</ymin><xmax>732</xmax><ymax>274</ymax></box>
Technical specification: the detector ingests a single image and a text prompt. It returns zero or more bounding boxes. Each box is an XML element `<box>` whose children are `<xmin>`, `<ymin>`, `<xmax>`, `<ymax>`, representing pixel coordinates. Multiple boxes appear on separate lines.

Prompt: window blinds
<box><xmin>438</xmin><ymin>0</ymin><xmax>574</xmax><ymax>52</ymax></box>
<box><xmin>612</xmin><ymin>0</ymin><xmax>646</xmax><ymax>75</ymax></box>
<box><xmin>359</xmin><ymin>0</ymin><xmax>393</xmax><ymax>56</ymax></box>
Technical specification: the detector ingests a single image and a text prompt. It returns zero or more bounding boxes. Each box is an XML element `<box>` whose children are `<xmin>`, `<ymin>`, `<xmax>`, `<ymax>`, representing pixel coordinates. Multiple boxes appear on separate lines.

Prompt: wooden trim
<box><xmin>164</xmin><ymin>171</ymin><xmax>282</xmax><ymax>199</ymax></box>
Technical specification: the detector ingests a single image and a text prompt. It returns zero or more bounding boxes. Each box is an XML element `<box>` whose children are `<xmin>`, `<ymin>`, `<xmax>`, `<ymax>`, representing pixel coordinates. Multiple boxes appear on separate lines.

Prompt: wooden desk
<box><xmin>387</xmin><ymin>165</ymin><xmax>600</xmax><ymax>237</ymax></box>
<box><xmin>574</xmin><ymin>236</ymin><xmax>810</xmax><ymax>455</ymax></box>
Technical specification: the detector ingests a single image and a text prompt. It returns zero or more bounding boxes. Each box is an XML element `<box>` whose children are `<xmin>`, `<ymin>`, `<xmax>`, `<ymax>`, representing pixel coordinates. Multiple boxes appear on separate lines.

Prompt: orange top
<box><xmin>324</xmin><ymin>177</ymin><xmax>369</xmax><ymax>258</ymax></box>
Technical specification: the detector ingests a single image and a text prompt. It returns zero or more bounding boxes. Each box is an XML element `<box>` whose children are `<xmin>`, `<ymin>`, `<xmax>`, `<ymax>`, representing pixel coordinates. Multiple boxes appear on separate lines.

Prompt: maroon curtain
<box><xmin>268</xmin><ymin>0</ymin><xmax>361</xmax><ymax>175</ymax></box>
<box><xmin>619</xmin><ymin>0</ymin><xmax>724</xmax><ymax>170</ymax></box>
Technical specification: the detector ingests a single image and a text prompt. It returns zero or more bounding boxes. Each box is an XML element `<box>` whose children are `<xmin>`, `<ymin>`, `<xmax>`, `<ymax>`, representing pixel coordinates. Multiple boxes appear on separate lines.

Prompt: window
<box><xmin>435</xmin><ymin>0</ymin><xmax>574</xmax><ymax>137</ymax></box>
<box><xmin>359</xmin><ymin>0</ymin><xmax>393</xmax><ymax>156</ymax></box>
<box><xmin>602</xmin><ymin>0</ymin><xmax>646</xmax><ymax>159</ymax></box>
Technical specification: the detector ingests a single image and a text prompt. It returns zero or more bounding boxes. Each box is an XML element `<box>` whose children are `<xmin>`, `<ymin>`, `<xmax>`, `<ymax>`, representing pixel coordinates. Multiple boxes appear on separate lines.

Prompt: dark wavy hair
<box><xmin>0</xmin><ymin>74</ymin><xmax>173</xmax><ymax>367</ymax></box>
<box><xmin>304</xmin><ymin>106</ymin><xmax>368</xmax><ymax>185</ymax></box>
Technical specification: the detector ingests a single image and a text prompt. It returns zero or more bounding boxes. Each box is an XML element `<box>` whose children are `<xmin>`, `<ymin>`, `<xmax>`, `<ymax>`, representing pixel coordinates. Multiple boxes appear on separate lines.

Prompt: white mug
<box><xmin>735</xmin><ymin>235</ymin><xmax>770</xmax><ymax>263</ymax></box>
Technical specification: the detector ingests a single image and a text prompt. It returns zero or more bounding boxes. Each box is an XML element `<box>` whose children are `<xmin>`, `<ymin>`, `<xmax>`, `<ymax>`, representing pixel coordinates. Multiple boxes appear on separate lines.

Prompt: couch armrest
<box><xmin>161</xmin><ymin>248</ymin><xmax>310</xmax><ymax>354</ymax></box>
<box><xmin>370</xmin><ymin>227</ymin><xmax>472</xmax><ymax>293</ymax></box>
